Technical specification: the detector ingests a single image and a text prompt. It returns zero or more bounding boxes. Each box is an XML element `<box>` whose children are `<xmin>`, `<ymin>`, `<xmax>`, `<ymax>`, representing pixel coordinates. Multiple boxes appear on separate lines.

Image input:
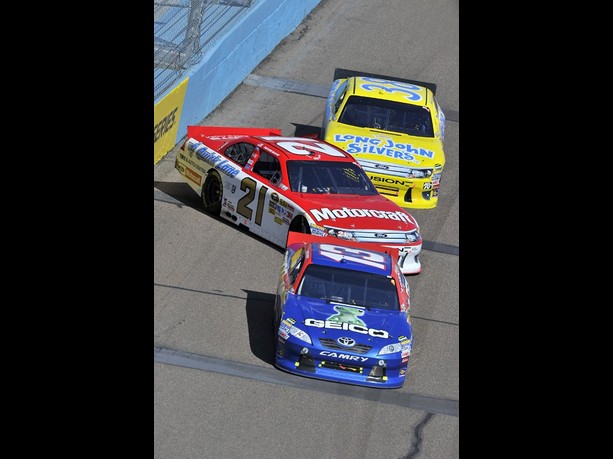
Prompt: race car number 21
<box><xmin>237</xmin><ymin>177</ymin><xmax>267</xmax><ymax>226</ymax></box>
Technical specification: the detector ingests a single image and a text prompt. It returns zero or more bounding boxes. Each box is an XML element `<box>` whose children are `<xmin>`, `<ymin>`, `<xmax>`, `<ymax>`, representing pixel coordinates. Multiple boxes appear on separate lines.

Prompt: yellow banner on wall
<box><xmin>154</xmin><ymin>78</ymin><xmax>189</xmax><ymax>165</ymax></box>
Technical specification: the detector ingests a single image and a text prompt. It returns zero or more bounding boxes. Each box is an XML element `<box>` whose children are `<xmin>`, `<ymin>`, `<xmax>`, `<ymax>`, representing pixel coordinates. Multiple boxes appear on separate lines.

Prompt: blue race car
<box><xmin>273</xmin><ymin>232</ymin><xmax>413</xmax><ymax>389</ymax></box>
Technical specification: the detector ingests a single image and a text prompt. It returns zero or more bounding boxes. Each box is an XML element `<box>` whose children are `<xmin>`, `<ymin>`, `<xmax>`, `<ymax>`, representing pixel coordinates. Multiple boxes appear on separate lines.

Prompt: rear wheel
<box><xmin>201</xmin><ymin>171</ymin><xmax>222</xmax><ymax>215</ymax></box>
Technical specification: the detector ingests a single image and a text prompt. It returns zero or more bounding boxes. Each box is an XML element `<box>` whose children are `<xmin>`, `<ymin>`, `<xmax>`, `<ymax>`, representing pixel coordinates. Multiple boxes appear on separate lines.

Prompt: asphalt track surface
<box><xmin>154</xmin><ymin>0</ymin><xmax>459</xmax><ymax>457</ymax></box>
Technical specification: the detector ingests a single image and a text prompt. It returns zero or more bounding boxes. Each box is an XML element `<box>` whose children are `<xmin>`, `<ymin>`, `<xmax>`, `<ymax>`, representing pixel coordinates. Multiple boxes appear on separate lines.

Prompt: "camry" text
<box><xmin>319</xmin><ymin>351</ymin><xmax>368</xmax><ymax>362</ymax></box>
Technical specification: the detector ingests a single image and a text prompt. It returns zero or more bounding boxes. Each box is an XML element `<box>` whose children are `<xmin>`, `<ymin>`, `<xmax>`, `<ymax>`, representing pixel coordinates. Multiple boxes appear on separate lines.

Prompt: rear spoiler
<box><xmin>286</xmin><ymin>231</ymin><xmax>401</xmax><ymax>262</ymax></box>
<box><xmin>333</xmin><ymin>67</ymin><xmax>437</xmax><ymax>95</ymax></box>
<box><xmin>186</xmin><ymin>125</ymin><xmax>282</xmax><ymax>140</ymax></box>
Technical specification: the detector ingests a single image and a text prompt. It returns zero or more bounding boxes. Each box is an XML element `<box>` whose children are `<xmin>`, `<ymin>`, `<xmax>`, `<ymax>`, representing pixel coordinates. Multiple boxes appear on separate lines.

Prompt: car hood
<box><xmin>300</xmin><ymin>194</ymin><xmax>419</xmax><ymax>231</ymax></box>
<box><xmin>324</xmin><ymin>123</ymin><xmax>444</xmax><ymax>168</ymax></box>
<box><xmin>285</xmin><ymin>296</ymin><xmax>411</xmax><ymax>343</ymax></box>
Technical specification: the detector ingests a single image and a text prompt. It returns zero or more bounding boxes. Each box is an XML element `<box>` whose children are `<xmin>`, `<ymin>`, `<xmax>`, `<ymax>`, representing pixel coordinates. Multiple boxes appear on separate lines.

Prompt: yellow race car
<box><xmin>321</xmin><ymin>68</ymin><xmax>446</xmax><ymax>209</ymax></box>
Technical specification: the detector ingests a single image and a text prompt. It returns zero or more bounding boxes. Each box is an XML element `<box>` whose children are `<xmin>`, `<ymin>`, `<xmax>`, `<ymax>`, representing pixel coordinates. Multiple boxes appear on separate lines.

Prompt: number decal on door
<box><xmin>254</xmin><ymin>185</ymin><xmax>267</xmax><ymax>225</ymax></box>
<box><xmin>237</xmin><ymin>177</ymin><xmax>269</xmax><ymax>226</ymax></box>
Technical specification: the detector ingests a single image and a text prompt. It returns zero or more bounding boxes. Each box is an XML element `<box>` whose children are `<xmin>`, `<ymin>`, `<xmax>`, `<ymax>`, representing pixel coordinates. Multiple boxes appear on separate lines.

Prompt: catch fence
<box><xmin>154</xmin><ymin>0</ymin><xmax>256</xmax><ymax>101</ymax></box>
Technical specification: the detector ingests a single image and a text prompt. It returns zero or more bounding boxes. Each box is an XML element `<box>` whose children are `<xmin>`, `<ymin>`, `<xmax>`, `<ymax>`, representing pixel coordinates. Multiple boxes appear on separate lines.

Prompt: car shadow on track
<box><xmin>244</xmin><ymin>289</ymin><xmax>276</xmax><ymax>366</ymax></box>
<box><xmin>154</xmin><ymin>180</ymin><xmax>283</xmax><ymax>253</ymax></box>
<box><xmin>154</xmin><ymin>180</ymin><xmax>202</xmax><ymax>208</ymax></box>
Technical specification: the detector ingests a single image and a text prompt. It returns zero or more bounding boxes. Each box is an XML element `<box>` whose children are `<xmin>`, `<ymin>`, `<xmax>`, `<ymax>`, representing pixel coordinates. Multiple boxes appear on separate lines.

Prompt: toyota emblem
<box><xmin>337</xmin><ymin>337</ymin><xmax>355</xmax><ymax>347</ymax></box>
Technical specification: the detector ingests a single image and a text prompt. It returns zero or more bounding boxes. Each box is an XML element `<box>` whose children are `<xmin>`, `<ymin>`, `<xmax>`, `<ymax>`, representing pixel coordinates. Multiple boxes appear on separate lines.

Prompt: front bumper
<box><xmin>388</xmin><ymin>243</ymin><xmax>421</xmax><ymax>275</ymax></box>
<box><xmin>368</xmin><ymin>174</ymin><xmax>442</xmax><ymax>210</ymax></box>
<box><xmin>274</xmin><ymin>337</ymin><xmax>409</xmax><ymax>389</ymax></box>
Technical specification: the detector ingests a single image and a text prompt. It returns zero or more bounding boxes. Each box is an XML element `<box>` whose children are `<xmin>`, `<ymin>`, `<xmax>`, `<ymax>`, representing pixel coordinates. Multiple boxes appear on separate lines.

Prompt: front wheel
<box><xmin>201</xmin><ymin>171</ymin><xmax>222</xmax><ymax>215</ymax></box>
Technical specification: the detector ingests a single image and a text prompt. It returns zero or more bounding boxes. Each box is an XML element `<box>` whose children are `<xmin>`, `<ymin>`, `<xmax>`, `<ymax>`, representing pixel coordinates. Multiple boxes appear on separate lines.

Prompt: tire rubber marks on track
<box><xmin>154</xmin><ymin>346</ymin><xmax>459</xmax><ymax>417</ymax></box>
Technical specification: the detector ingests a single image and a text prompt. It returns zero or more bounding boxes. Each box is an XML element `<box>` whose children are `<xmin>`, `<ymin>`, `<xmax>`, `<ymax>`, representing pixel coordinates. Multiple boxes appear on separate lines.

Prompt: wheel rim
<box><xmin>205</xmin><ymin>177</ymin><xmax>221</xmax><ymax>206</ymax></box>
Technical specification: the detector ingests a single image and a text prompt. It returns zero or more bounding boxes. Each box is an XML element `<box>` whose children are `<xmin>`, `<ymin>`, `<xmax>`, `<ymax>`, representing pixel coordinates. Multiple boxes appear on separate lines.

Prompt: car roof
<box><xmin>255</xmin><ymin>136</ymin><xmax>357</xmax><ymax>163</ymax></box>
<box><xmin>184</xmin><ymin>128</ymin><xmax>357</xmax><ymax>164</ymax></box>
<box><xmin>308</xmin><ymin>241</ymin><xmax>395</xmax><ymax>277</ymax></box>
<box><xmin>349</xmin><ymin>76</ymin><xmax>430</xmax><ymax>107</ymax></box>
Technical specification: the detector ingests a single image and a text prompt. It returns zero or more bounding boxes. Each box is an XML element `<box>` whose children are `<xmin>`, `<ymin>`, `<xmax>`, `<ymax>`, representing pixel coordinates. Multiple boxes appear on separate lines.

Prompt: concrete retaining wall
<box><xmin>154</xmin><ymin>0</ymin><xmax>322</xmax><ymax>164</ymax></box>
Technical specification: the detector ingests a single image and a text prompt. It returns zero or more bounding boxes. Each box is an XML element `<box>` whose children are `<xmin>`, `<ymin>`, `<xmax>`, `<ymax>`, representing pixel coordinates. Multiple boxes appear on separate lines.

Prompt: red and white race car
<box><xmin>175</xmin><ymin>126</ymin><xmax>423</xmax><ymax>274</ymax></box>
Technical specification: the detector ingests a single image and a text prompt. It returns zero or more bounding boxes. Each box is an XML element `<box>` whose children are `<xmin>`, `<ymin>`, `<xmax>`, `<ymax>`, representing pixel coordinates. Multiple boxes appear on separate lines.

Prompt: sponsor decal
<box><xmin>328</xmin><ymin>305</ymin><xmax>365</xmax><ymax>326</ymax></box>
<box><xmin>433</xmin><ymin>189</ymin><xmax>439</xmax><ymax>197</ymax></box>
<box><xmin>310</xmin><ymin>227</ymin><xmax>327</xmax><ymax>237</ymax></box>
<box><xmin>261</xmin><ymin>145</ymin><xmax>278</xmax><ymax>156</ymax></box>
<box><xmin>187</xmin><ymin>141</ymin><xmax>241</xmax><ymax>178</ymax></box>
<box><xmin>271</xmin><ymin>193</ymin><xmax>279</xmax><ymax>202</ymax></box>
<box><xmin>304</xmin><ymin>318</ymin><xmax>390</xmax><ymax>339</ymax></box>
<box><xmin>178</xmin><ymin>153</ymin><xmax>208</xmax><ymax>174</ymax></box>
<box><xmin>333</xmin><ymin>134</ymin><xmax>434</xmax><ymax>162</ymax></box>
<box><xmin>153</xmin><ymin>78</ymin><xmax>188</xmax><ymax>164</ymax></box>
<box><xmin>279</xmin><ymin>198</ymin><xmax>295</xmax><ymax>212</ymax></box>
<box><xmin>423</xmin><ymin>182</ymin><xmax>432</xmax><ymax>190</ymax></box>
<box><xmin>184</xmin><ymin>167</ymin><xmax>202</xmax><ymax>186</ymax></box>
<box><xmin>319</xmin><ymin>351</ymin><xmax>368</xmax><ymax>362</ymax></box>
<box><xmin>371</xmin><ymin>176</ymin><xmax>412</xmax><ymax>187</ymax></box>
<box><xmin>399</xmin><ymin>368</ymin><xmax>407</xmax><ymax>376</ymax></box>
<box><xmin>154</xmin><ymin>107</ymin><xmax>178</xmax><ymax>144</ymax></box>
<box><xmin>310</xmin><ymin>206</ymin><xmax>415</xmax><ymax>225</ymax></box>
<box><xmin>274</xmin><ymin>216</ymin><xmax>284</xmax><ymax>225</ymax></box>
<box><xmin>269</xmin><ymin>202</ymin><xmax>289</xmax><ymax>215</ymax></box>
<box><xmin>278</xmin><ymin>328</ymin><xmax>289</xmax><ymax>340</ymax></box>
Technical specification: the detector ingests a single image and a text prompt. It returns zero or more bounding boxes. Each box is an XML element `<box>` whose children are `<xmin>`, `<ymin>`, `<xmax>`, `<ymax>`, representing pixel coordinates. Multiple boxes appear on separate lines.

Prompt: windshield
<box><xmin>339</xmin><ymin>95</ymin><xmax>434</xmax><ymax>137</ymax></box>
<box><xmin>297</xmin><ymin>264</ymin><xmax>400</xmax><ymax>311</ymax></box>
<box><xmin>287</xmin><ymin>160</ymin><xmax>378</xmax><ymax>195</ymax></box>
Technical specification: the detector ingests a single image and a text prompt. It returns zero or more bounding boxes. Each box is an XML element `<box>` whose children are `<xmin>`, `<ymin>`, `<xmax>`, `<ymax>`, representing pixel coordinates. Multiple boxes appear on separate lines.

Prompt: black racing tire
<box><xmin>298</xmin><ymin>217</ymin><xmax>310</xmax><ymax>234</ymax></box>
<box><xmin>201</xmin><ymin>171</ymin><xmax>222</xmax><ymax>215</ymax></box>
<box><xmin>286</xmin><ymin>216</ymin><xmax>311</xmax><ymax>245</ymax></box>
